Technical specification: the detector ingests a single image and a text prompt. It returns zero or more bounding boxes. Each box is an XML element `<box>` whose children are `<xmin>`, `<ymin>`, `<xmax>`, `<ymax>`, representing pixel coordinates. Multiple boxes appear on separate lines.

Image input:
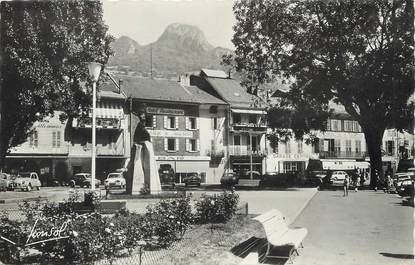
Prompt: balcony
<box><xmin>319</xmin><ymin>151</ymin><xmax>367</xmax><ymax>159</ymax></box>
<box><xmin>231</xmin><ymin>122</ymin><xmax>267</xmax><ymax>132</ymax></box>
<box><xmin>72</xmin><ymin>117</ymin><xmax>121</xmax><ymax>129</ymax></box>
<box><xmin>229</xmin><ymin>146</ymin><xmax>265</xmax><ymax>157</ymax></box>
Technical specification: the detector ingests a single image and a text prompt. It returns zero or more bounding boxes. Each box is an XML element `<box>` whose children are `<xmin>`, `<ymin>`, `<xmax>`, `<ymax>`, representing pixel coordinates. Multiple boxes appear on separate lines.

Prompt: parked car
<box><xmin>183</xmin><ymin>172</ymin><xmax>202</xmax><ymax>187</ymax></box>
<box><xmin>220</xmin><ymin>172</ymin><xmax>239</xmax><ymax>188</ymax></box>
<box><xmin>13</xmin><ymin>172</ymin><xmax>41</xmax><ymax>191</ymax></box>
<box><xmin>240</xmin><ymin>171</ymin><xmax>262</xmax><ymax>180</ymax></box>
<box><xmin>306</xmin><ymin>170</ymin><xmax>326</xmax><ymax>186</ymax></box>
<box><xmin>396</xmin><ymin>179</ymin><xmax>414</xmax><ymax>197</ymax></box>
<box><xmin>330</xmin><ymin>171</ymin><xmax>348</xmax><ymax>186</ymax></box>
<box><xmin>0</xmin><ymin>173</ymin><xmax>14</xmax><ymax>191</ymax></box>
<box><xmin>159</xmin><ymin>164</ymin><xmax>175</xmax><ymax>189</ymax></box>
<box><xmin>104</xmin><ymin>172</ymin><xmax>126</xmax><ymax>189</ymax></box>
<box><xmin>69</xmin><ymin>173</ymin><xmax>100</xmax><ymax>188</ymax></box>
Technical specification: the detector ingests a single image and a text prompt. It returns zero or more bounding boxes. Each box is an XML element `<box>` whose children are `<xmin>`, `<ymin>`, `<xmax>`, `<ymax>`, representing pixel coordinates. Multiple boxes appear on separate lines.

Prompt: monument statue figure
<box><xmin>126</xmin><ymin>106</ymin><xmax>161</xmax><ymax>194</ymax></box>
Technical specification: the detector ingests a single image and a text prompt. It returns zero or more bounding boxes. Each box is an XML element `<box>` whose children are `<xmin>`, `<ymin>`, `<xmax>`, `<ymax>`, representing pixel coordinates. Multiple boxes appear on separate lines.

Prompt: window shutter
<box><xmin>186</xmin><ymin>139</ymin><xmax>189</xmax><ymax>152</ymax></box>
<box><xmin>197</xmin><ymin>139</ymin><xmax>200</xmax><ymax>151</ymax></box>
<box><xmin>153</xmin><ymin>116</ymin><xmax>157</xmax><ymax>128</ymax></box>
<box><xmin>196</xmin><ymin>118</ymin><xmax>199</xmax><ymax>129</ymax></box>
<box><xmin>175</xmin><ymin>139</ymin><xmax>179</xmax><ymax>151</ymax></box>
<box><xmin>185</xmin><ymin>117</ymin><xmax>189</xmax><ymax>130</ymax></box>
<box><xmin>164</xmin><ymin>116</ymin><xmax>167</xmax><ymax>129</ymax></box>
<box><xmin>164</xmin><ymin>138</ymin><xmax>168</xmax><ymax>151</ymax></box>
<box><xmin>175</xmin><ymin>117</ymin><xmax>179</xmax><ymax>129</ymax></box>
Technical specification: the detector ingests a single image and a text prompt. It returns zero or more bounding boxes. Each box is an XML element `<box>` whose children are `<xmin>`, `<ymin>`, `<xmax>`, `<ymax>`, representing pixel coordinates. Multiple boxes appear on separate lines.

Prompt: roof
<box><xmin>100</xmin><ymin>75</ymin><xmax>227</xmax><ymax>105</ymax></box>
<box><xmin>201</xmin><ymin>69</ymin><xmax>229</xmax><ymax>79</ymax></box>
<box><xmin>204</xmin><ymin>77</ymin><xmax>267</xmax><ymax>109</ymax></box>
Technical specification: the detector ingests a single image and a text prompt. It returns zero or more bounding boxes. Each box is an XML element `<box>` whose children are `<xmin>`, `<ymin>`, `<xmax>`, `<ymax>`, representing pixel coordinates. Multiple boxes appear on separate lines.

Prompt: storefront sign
<box><xmin>156</xmin><ymin>156</ymin><xmax>210</xmax><ymax>161</ymax></box>
<box><xmin>146</xmin><ymin>107</ymin><xmax>184</xmax><ymax>116</ymax></box>
<box><xmin>36</xmin><ymin>122</ymin><xmax>64</xmax><ymax>129</ymax></box>
<box><xmin>149</xmin><ymin>130</ymin><xmax>193</xmax><ymax>138</ymax></box>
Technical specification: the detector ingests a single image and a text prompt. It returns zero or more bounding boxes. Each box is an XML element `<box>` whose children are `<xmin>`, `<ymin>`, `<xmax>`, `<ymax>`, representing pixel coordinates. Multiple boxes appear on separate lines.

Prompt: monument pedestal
<box><xmin>129</xmin><ymin>142</ymin><xmax>161</xmax><ymax>195</ymax></box>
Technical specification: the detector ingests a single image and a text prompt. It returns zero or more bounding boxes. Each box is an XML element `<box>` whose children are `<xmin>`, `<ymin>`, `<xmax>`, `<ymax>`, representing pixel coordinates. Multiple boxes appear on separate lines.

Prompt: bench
<box><xmin>253</xmin><ymin>209</ymin><xmax>307</xmax><ymax>263</ymax></box>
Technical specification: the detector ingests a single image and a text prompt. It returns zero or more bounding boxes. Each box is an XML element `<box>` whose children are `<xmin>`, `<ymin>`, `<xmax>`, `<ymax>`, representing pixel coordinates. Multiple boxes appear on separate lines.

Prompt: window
<box><xmin>233</xmin><ymin>113</ymin><xmax>241</xmax><ymax>124</ymax></box>
<box><xmin>355</xmin><ymin>140</ymin><xmax>361</xmax><ymax>153</ymax></box>
<box><xmin>331</xmin><ymin>119</ymin><xmax>340</xmax><ymax>131</ymax></box>
<box><xmin>386</xmin><ymin>140</ymin><xmax>395</xmax><ymax>156</ymax></box>
<box><xmin>165</xmin><ymin>138</ymin><xmax>178</xmax><ymax>152</ymax></box>
<box><xmin>29</xmin><ymin>131</ymin><xmax>38</xmax><ymax>147</ymax></box>
<box><xmin>234</xmin><ymin>135</ymin><xmax>241</xmax><ymax>145</ymax></box>
<box><xmin>297</xmin><ymin>141</ymin><xmax>303</xmax><ymax>153</ymax></box>
<box><xmin>334</xmin><ymin>139</ymin><xmax>341</xmax><ymax>153</ymax></box>
<box><xmin>248</xmin><ymin>114</ymin><xmax>256</xmax><ymax>124</ymax></box>
<box><xmin>212</xmin><ymin>117</ymin><xmax>218</xmax><ymax>130</ymax></box>
<box><xmin>145</xmin><ymin>115</ymin><xmax>156</xmax><ymax>128</ymax></box>
<box><xmin>285</xmin><ymin>141</ymin><xmax>291</xmax><ymax>154</ymax></box>
<box><xmin>326</xmin><ymin>119</ymin><xmax>332</xmax><ymax>131</ymax></box>
<box><xmin>186</xmin><ymin>117</ymin><xmax>197</xmax><ymax>130</ymax></box>
<box><xmin>345</xmin><ymin>140</ymin><xmax>352</xmax><ymax>153</ymax></box>
<box><xmin>52</xmin><ymin>131</ymin><xmax>61</xmax><ymax>148</ymax></box>
<box><xmin>186</xmin><ymin>139</ymin><xmax>199</xmax><ymax>152</ymax></box>
<box><xmin>344</xmin><ymin>120</ymin><xmax>354</xmax><ymax>132</ymax></box>
<box><xmin>283</xmin><ymin>161</ymin><xmax>305</xmax><ymax>173</ymax></box>
<box><xmin>165</xmin><ymin>116</ymin><xmax>178</xmax><ymax>129</ymax></box>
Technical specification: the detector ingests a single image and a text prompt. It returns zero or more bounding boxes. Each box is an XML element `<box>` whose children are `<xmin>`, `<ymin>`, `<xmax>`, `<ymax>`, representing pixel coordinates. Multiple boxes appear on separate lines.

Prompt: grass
<box><xmin>111</xmin><ymin>214</ymin><xmax>266</xmax><ymax>265</ymax></box>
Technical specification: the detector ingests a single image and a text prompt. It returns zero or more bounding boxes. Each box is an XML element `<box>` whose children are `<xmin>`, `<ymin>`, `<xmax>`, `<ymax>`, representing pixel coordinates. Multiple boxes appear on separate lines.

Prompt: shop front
<box><xmin>155</xmin><ymin>156</ymin><xmax>210</xmax><ymax>184</ymax></box>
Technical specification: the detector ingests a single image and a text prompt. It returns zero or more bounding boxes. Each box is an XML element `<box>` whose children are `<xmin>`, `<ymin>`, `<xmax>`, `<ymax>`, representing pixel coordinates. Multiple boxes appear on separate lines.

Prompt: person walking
<box><xmin>343</xmin><ymin>174</ymin><xmax>350</xmax><ymax>197</ymax></box>
<box><xmin>356</xmin><ymin>175</ymin><xmax>360</xmax><ymax>192</ymax></box>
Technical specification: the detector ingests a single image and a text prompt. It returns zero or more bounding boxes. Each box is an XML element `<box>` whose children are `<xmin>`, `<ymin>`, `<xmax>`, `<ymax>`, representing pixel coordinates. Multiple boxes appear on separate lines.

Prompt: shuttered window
<box><xmin>187</xmin><ymin>117</ymin><xmax>197</xmax><ymax>130</ymax></box>
<box><xmin>29</xmin><ymin>131</ymin><xmax>38</xmax><ymax>148</ymax></box>
<box><xmin>52</xmin><ymin>131</ymin><xmax>61</xmax><ymax>148</ymax></box>
<box><xmin>165</xmin><ymin>138</ymin><xmax>178</xmax><ymax>152</ymax></box>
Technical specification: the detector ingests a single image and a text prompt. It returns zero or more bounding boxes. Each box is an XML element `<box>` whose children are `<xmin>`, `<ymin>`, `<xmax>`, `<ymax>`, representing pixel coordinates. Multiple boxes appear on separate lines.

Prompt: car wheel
<box><xmin>27</xmin><ymin>184</ymin><xmax>32</xmax><ymax>192</ymax></box>
<box><xmin>36</xmin><ymin>186</ymin><xmax>40</xmax><ymax>191</ymax></box>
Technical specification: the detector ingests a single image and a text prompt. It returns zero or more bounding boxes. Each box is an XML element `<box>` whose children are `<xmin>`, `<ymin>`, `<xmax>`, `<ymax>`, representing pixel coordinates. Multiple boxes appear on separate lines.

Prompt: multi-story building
<box><xmin>4</xmin><ymin>87</ymin><xmax>127</xmax><ymax>183</ymax></box>
<box><xmin>101</xmin><ymin>74</ymin><xmax>228</xmax><ymax>184</ymax></box>
<box><xmin>189</xmin><ymin>69</ymin><xmax>268</xmax><ymax>175</ymax></box>
<box><xmin>267</xmin><ymin>91</ymin><xmax>414</xmax><ymax>174</ymax></box>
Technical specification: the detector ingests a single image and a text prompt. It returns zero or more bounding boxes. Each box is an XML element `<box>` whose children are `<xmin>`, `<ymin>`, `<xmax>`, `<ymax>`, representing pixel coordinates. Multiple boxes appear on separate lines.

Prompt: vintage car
<box><xmin>0</xmin><ymin>173</ymin><xmax>15</xmax><ymax>191</ymax></box>
<box><xmin>13</xmin><ymin>172</ymin><xmax>42</xmax><ymax>191</ymax></box>
<box><xmin>69</xmin><ymin>173</ymin><xmax>100</xmax><ymax>188</ymax></box>
<box><xmin>104</xmin><ymin>172</ymin><xmax>126</xmax><ymax>189</ymax></box>
<box><xmin>183</xmin><ymin>172</ymin><xmax>202</xmax><ymax>187</ymax></box>
<box><xmin>220</xmin><ymin>172</ymin><xmax>239</xmax><ymax>188</ymax></box>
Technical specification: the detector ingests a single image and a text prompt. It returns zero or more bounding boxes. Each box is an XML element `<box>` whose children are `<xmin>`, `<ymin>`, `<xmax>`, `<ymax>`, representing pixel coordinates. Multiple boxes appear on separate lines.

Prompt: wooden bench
<box><xmin>253</xmin><ymin>209</ymin><xmax>307</xmax><ymax>263</ymax></box>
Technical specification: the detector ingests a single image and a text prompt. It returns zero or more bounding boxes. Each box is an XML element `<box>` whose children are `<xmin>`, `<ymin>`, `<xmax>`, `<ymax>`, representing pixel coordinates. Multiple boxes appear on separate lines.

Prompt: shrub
<box><xmin>141</xmin><ymin>196</ymin><xmax>193</xmax><ymax>247</ymax></box>
<box><xmin>0</xmin><ymin>218</ymin><xmax>28</xmax><ymax>264</ymax></box>
<box><xmin>195</xmin><ymin>190</ymin><xmax>239</xmax><ymax>224</ymax></box>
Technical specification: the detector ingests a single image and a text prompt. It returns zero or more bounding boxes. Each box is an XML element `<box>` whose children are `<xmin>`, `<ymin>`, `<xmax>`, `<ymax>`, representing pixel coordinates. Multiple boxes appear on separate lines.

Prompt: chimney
<box><xmin>118</xmin><ymin>79</ymin><xmax>123</xmax><ymax>94</ymax></box>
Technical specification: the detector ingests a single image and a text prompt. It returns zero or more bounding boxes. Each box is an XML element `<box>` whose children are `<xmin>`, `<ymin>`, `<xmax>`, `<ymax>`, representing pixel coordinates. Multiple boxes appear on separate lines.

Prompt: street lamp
<box><xmin>87</xmin><ymin>62</ymin><xmax>102</xmax><ymax>191</ymax></box>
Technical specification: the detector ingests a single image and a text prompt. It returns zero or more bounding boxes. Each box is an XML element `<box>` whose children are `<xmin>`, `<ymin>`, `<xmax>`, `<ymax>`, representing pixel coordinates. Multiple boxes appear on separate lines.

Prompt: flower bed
<box><xmin>0</xmin><ymin>190</ymin><xmax>239</xmax><ymax>264</ymax></box>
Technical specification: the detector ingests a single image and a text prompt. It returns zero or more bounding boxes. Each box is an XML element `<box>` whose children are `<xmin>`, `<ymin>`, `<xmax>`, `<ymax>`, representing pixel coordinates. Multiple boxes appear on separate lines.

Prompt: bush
<box><xmin>141</xmin><ymin>196</ymin><xmax>193</xmax><ymax>247</ymax></box>
<box><xmin>195</xmin><ymin>190</ymin><xmax>239</xmax><ymax>224</ymax></box>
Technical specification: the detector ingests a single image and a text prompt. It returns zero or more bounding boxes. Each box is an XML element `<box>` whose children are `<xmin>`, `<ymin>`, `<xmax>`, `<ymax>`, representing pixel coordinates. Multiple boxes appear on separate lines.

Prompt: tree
<box><xmin>0</xmin><ymin>1</ymin><xmax>113</xmax><ymax>166</ymax></box>
<box><xmin>230</xmin><ymin>0</ymin><xmax>414</xmax><ymax>187</ymax></box>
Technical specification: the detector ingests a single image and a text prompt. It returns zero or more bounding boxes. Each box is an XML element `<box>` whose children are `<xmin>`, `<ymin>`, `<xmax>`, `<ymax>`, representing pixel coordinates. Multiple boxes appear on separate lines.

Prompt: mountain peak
<box><xmin>157</xmin><ymin>23</ymin><xmax>214</xmax><ymax>51</ymax></box>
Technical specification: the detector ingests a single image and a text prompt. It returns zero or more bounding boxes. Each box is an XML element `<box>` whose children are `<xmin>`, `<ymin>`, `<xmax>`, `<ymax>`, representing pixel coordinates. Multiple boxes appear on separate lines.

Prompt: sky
<box><xmin>102</xmin><ymin>0</ymin><xmax>236</xmax><ymax>49</ymax></box>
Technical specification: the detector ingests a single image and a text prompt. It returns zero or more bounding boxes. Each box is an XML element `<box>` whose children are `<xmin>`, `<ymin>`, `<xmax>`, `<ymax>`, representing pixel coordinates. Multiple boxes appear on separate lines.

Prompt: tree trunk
<box><xmin>362</xmin><ymin>125</ymin><xmax>385</xmax><ymax>188</ymax></box>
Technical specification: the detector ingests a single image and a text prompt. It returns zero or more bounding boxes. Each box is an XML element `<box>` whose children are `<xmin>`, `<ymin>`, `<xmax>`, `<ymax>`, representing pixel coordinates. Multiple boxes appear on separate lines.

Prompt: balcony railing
<box><xmin>229</xmin><ymin>146</ymin><xmax>265</xmax><ymax>156</ymax></box>
<box><xmin>319</xmin><ymin>151</ymin><xmax>367</xmax><ymax>159</ymax></box>
<box><xmin>231</xmin><ymin>122</ymin><xmax>267</xmax><ymax>132</ymax></box>
<box><xmin>73</xmin><ymin>117</ymin><xmax>121</xmax><ymax>129</ymax></box>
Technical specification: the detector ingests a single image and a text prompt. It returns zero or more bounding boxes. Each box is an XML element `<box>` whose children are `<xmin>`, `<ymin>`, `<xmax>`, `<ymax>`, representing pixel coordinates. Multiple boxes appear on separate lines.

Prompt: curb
<box><xmin>0</xmin><ymin>195</ymin><xmax>54</xmax><ymax>204</ymax></box>
<box><xmin>289</xmin><ymin>187</ymin><xmax>319</xmax><ymax>225</ymax></box>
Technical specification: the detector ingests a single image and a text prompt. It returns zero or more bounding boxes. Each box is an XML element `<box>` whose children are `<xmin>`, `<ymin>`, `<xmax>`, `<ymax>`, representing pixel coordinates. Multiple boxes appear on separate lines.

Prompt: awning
<box><xmin>88</xmin><ymin>102</ymin><xmax>124</xmax><ymax>119</ymax></box>
<box><xmin>231</xmin><ymin>109</ymin><xmax>266</xmax><ymax>115</ymax></box>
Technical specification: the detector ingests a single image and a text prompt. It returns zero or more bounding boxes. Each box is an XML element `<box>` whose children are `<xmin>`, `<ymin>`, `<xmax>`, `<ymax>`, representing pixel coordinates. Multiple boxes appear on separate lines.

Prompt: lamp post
<box><xmin>87</xmin><ymin>62</ymin><xmax>102</xmax><ymax>191</ymax></box>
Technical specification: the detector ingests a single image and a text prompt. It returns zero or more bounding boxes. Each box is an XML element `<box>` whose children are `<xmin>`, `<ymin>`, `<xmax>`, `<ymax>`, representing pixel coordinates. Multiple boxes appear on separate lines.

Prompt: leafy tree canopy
<box><xmin>230</xmin><ymin>0</ymin><xmax>414</xmax><ymax>183</ymax></box>
<box><xmin>1</xmin><ymin>0</ymin><xmax>113</xmax><ymax>159</ymax></box>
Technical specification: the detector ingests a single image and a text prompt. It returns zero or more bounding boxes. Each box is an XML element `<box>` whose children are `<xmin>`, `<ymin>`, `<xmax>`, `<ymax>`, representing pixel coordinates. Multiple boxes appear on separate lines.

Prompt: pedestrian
<box><xmin>356</xmin><ymin>175</ymin><xmax>360</xmax><ymax>192</ymax></box>
<box><xmin>386</xmin><ymin>173</ymin><xmax>392</xmax><ymax>193</ymax></box>
<box><xmin>343</xmin><ymin>174</ymin><xmax>350</xmax><ymax>197</ymax></box>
